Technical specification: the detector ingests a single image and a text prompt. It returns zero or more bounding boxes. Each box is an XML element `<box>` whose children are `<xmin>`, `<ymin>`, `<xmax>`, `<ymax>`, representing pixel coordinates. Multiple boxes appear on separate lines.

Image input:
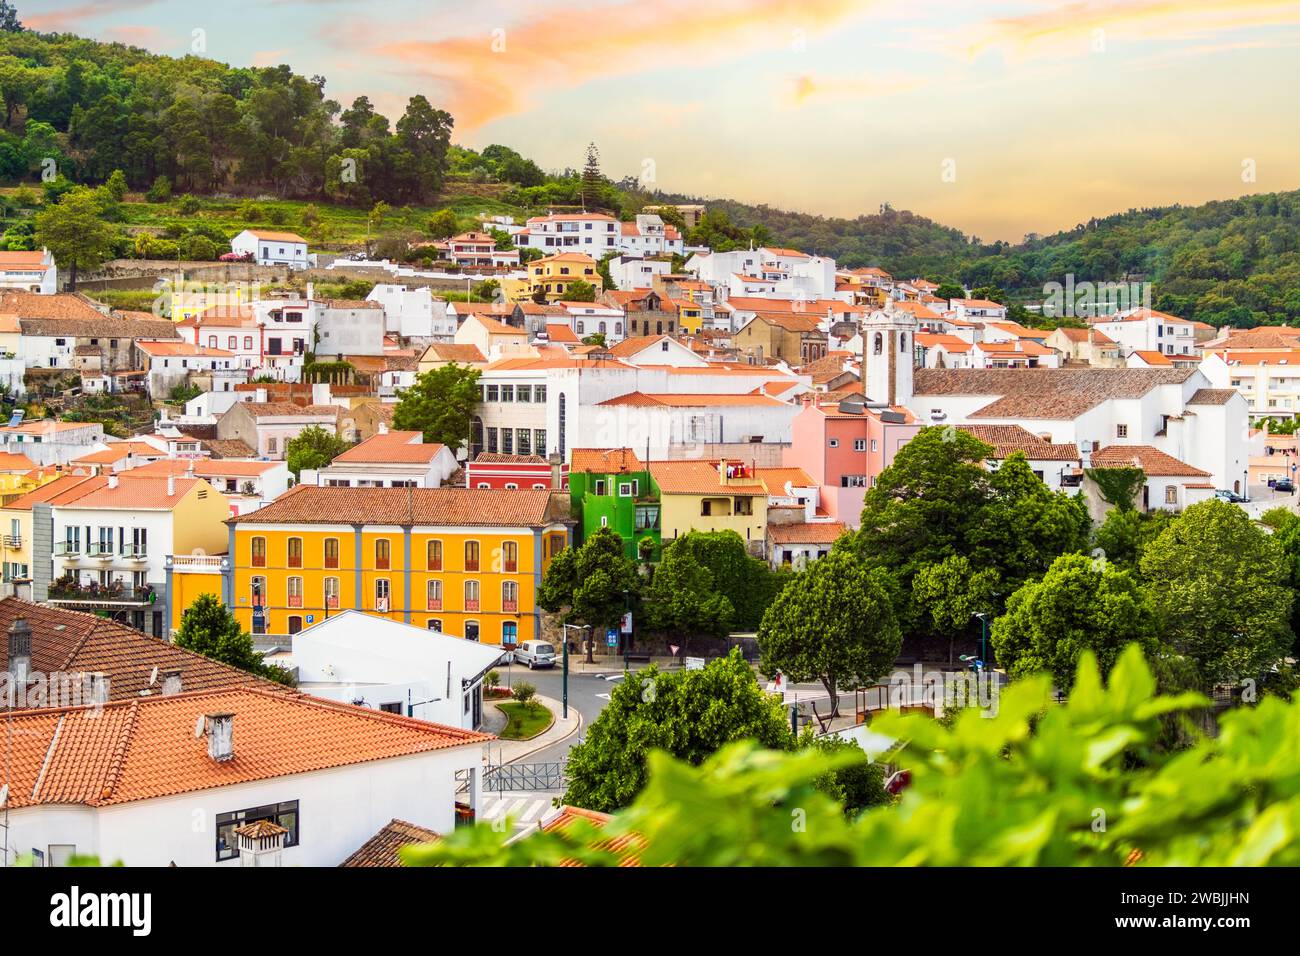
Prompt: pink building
<box><xmin>786</xmin><ymin>398</ymin><xmax>922</xmax><ymax>527</ymax></box>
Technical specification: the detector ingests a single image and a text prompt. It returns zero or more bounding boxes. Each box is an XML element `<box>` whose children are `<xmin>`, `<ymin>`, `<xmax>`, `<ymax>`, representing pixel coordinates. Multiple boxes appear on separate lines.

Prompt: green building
<box><xmin>569</xmin><ymin>448</ymin><xmax>661</xmax><ymax>560</ymax></box>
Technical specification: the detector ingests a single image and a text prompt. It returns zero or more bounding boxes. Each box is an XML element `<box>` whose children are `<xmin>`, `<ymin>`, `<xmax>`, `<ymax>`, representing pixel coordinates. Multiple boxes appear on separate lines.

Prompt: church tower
<box><xmin>862</xmin><ymin>303</ymin><xmax>917</xmax><ymax>408</ymax></box>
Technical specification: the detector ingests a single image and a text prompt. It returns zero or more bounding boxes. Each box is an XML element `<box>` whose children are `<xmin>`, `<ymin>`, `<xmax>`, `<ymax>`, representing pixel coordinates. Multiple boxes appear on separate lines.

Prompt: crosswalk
<box><xmin>478</xmin><ymin>793</ymin><xmax>561</xmax><ymax>831</ymax></box>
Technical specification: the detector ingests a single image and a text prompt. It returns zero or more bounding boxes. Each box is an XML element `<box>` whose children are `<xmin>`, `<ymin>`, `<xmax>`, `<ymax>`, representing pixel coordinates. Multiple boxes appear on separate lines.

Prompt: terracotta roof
<box><xmin>54</xmin><ymin>475</ymin><xmax>211</xmax><ymax>511</ymax></box>
<box><xmin>421</xmin><ymin>343</ymin><xmax>487</xmax><ymax>364</ymax></box>
<box><xmin>2</xmin><ymin>291</ymin><xmax>104</xmax><ymax>321</ymax></box>
<box><xmin>125</xmin><ymin>458</ymin><xmax>282</xmax><ymax>478</ymax></box>
<box><xmin>607</xmin><ymin>334</ymin><xmax>674</xmax><ymax>357</ymax></box>
<box><xmin>648</xmin><ymin>460</ymin><xmax>766</xmax><ymax>495</ymax></box>
<box><xmin>202</xmin><ymin>438</ymin><xmax>257</xmax><ymax>459</ymax></box>
<box><xmin>570</xmin><ymin>448</ymin><xmax>644</xmax><ymax>474</ymax></box>
<box><xmin>1130</xmin><ymin>350</ymin><xmax>1173</xmax><ymax>366</ymax></box>
<box><xmin>598</xmin><ymin>392</ymin><xmax>787</xmax><ymax>408</ymax></box>
<box><xmin>233</xmin><ymin>485</ymin><xmax>565</xmax><ymax>527</ymax></box>
<box><xmin>244</xmin><ymin>229</ymin><xmax>308</xmax><ymax>243</ymax></box>
<box><xmin>0</xmin><ymin>451</ymin><xmax>36</xmax><ymax>471</ymax></box>
<box><xmin>955</xmin><ymin>424</ymin><xmax>1048</xmax><ymax>445</ymax></box>
<box><xmin>0</xmin><ymin>685</ymin><xmax>490</xmax><ymax>808</ymax></box>
<box><xmin>472</xmin><ymin>452</ymin><xmax>549</xmax><ymax>464</ymax></box>
<box><xmin>746</xmin><ymin>312</ymin><xmax>823</xmax><ymax>333</ymax></box>
<box><xmin>1187</xmin><ymin>388</ymin><xmax>1238</xmax><ymax>405</ymax></box>
<box><xmin>914</xmin><ymin>368</ymin><xmax>1195</xmax><ymax>420</ymax></box>
<box><xmin>333</xmin><ymin>431</ymin><xmax>446</xmax><ymax>465</ymax></box>
<box><xmin>71</xmin><ymin>443</ymin><xmax>163</xmax><ymax>465</ymax></box>
<box><xmin>756</xmin><ymin>467</ymin><xmax>816</xmax><ymax>493</ymax></box>
<box><xmin>768</xmin><ymin>521</ymin><xmax>847</xmax><ymax>545</ymax></box>
<box><xmin>136</xmin><ymin>340</ymin><xmax>234</xmax><ymax>358</ymax></box>
<box><xmin>234</xmin><ymin>402</ymin><xmax>340</xmax><ymax>419</ymax></box>
<box><xmin>2</xmin><ymin>473</ymin><xmax>100</xmax><ymax>509</ymax></box>
<box><xmin>1090</xmin><ymin>445</ymin><xmax>1210</xmax><ymax>477</ymax></box>
<box><xmin>340</xmin><ymin>819</ymin><xmax>441</xmax><ymax>867</ymax></box>
<box><xmin>544</xmin><ymin>324</ymin><xmax>581</xmax><ymax>343</ymax></box>
<box><xmin>540</xmin><ymin>805</ymin><xmax>641</xmax><ymax>867</ymax></box>
<box><xmin>0</xmin><ymin>598</ymin><xmax>283</xmax><ymax>708</ymax></box>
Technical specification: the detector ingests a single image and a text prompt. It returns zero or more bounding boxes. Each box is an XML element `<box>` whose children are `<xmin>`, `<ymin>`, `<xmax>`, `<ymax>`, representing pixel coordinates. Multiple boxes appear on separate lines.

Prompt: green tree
<box><xmin>580</xmin><ymin>142</ymin><xmax>603</xmax><ymax>209</ymax></box>
<box><xmin>560</xmin><ymin>649</ymin><xmax>793</xmax><ymax>812</ymax></box>
<box><xmin>33</xmin><ymin>186</ymin><xmax>117</xmax><ymax>289</ymax></box>
<box><xmin>564</xmin><ymin>279</ymin><xmax>597</xmax><ymax>302</ymax></box>
<box><xmin>538</xmin><ymin>527</ymin><xmax>639</xmax><ymax>633</ymax></box>
<box><xmin>933</xmin><ymin>281</ymin><xmax>965</xmax><ymax>300</ymax></box>
<box><xmin>911</xmin><ymin>553</ymin><xmax>998</xmax><ymax>660</ymax></box>
<box><xmin>759</xmin><ymin>551</ymin><xmax>901</xmax><ymax>715</ymax></box>
<box><xmin>284</xmin><ymin>424</ymin><xmax>350</xmax><ymax>478</ymax></box>
<box><xmin>641</xmin><ymin>539</ymin><xmax>734</xmax><ymax>636</ymax></box>
<box><xmin>1140</xmin><ymin>499</ymin><xmax>1294</xmax><ymax>686</ymax></box>
<box><xmin>801</xmin><ymin>729</ymin><xmax>891</xmax><ymax>817</ymax></box>
<box><xmin>174</xmin><ymin>593</ymin><xmax>294</xmax><ymax>686</ymax></box>
<box><xmin>992</xmin><ymin>552</ymin><xmax>1160</xmax><ymax>686</ymax></box>
<box><xmin>103</xmin><ymin>169</ymin><xmax>128</xmax><ymax>202</ymax></box>
<box><xmin>1091</xmin><ymin>507</ymin><xmax>1174</xmax><ymax>570</ymax></box>
<box><xmin>391</xmin><ymin>362</ymin><xmax>482</xmax><ymax>450</ymax></box>
<box><xmin>426</xmin><ymin>208</ymin><xmax>459</xmax><ymax>239</ymax></box>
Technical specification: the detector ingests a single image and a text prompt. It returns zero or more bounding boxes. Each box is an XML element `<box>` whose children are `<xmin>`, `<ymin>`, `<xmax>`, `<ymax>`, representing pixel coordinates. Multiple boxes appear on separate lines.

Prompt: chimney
<box><xmin>167</xmin><ymin>474</ymin><xmax>176</xmax><ymax>497</ymax></box>
<box><xmin>306</xmin><ymin>281</ymin><xmax>315</xmax><ymax>302</ymax></box>
<box><xmin>377</xmin><ymin>421</ymin><xmax>388</xmax><ymax>436</ymax></box>
<box><xmin>7</xmin><ymin>617</ymin><xmax>31</xmax><ymax>684</ymax></box>
<box><xmin>550</xmin><ymin>452</ymin><xmax>563</xmax><ymax>490</ymax></box>
<box><xmin>107</xmin><ymin>473</ymin><xmax>118</xmax><ymax>489</ymax></box>
<box><xmin>234</xmin><ymin>820</ymin><xmax>287</xmax><ymax>867</ymax></box>
<box><xmin>718</xmin><ymin>459</ymin><xmax>729</xmax><ymax>485</ymax></box>
<box><xmin>203</xmin><ymin>712</ymin><xmax>234</xmax><ymax>761</ymax></box>
<box><xmin>161</xmin><ymin>669</ymin><xmax>182</xmax><ymax>696</ymax></box>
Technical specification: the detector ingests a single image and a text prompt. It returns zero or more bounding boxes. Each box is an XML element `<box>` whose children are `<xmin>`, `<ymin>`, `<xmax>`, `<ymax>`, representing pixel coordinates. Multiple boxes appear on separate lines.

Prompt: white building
<box><xmin>609</xmin><ymin>255</ymin><xmax>671</xmax><ymax>291</ymax></box>
<box><xmin>316</xmin><ymin>299</ymin><xmax>386</xmax><ymax>358</ymax></box>
<box><xmin>275</xmin><ymin>609</ymin><xmax>505</xmax><ymax>730</ymax></box>
<box><xmin>135</xmin><ymin>339</ymin><xmax>243</xmax><ymax>398</ymax></box>
<box><xmin>314</xmin><ymin>428</ymin><xmax>458</xmax><ymax>488</ymax></box>
<box><xmin>559</xmin><ymin>301</ymin><xmax>627</xmax><ymax>343</ymax></box>
<box><xmin>618</xmin><ymin>214</ymin><xmax>684</xmax><ymax>256</ymax></box>
<box><xmin>0</xmin><ymin>419</ymin><xmax>105</xmax><ymax>466</ymax></box>
<box><xmin>366</xmin><ymin>284</ymin><xmax>455</xmax><ymax>340</ymax></box>
<box><xmin>1092</xmin><ymin>308</ymin><xmax>1207</xmax><ymax>358</ymax></box>
<box><xmin>515</xmin><ymin>212</ymin><xmax>620</xmax><ymax>255</ymax></box>
<box><xmin>231</xmin><ymin>229</ymin><xmax>311</xmax><ymax>268</ymax></box>
<box><xmin>0</xmin><ymin>684</ymin><xmax>489</xmax><ymax>867</ymax></box>
<box><xmin>0</xmin><ymin>248</ymin><xmax>56</xmax><ymax>293</ymax></box>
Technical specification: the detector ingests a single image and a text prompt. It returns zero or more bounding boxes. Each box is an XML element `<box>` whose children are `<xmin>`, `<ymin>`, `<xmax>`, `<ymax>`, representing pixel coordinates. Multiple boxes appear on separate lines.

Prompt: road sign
<box><xmin>685</xmin><ymin>656</ymin><xmax>705</xmax><ymax>671</ymax></box>
<box><xmin>306</xmin><ymin>615</ymin><xmax>314</xmax><ymax>624</ymax></box>
<box><xmin>606</xmin><ymin>628</ymin><xmax>618</xmax><ymax>647</ymax></box>
<box><xmin>620</xmin><ymin>611</ymin><xmax>633</xmax><ymax>634</ymax></box>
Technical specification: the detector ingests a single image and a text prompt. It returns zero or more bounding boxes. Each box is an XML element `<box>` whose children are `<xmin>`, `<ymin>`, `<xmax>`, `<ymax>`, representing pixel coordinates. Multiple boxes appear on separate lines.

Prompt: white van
<box><xmin>513</xmin><ymin>640</ymin><xmax>557</xmax><ymax>670</ymax></box>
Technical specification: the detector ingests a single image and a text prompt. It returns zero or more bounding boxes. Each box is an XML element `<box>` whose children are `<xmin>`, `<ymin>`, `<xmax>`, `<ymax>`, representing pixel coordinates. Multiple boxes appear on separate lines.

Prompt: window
<box><xmin>427</xmin><ymin>539</ymin><xmax>443</xmax><ymax>571</ymax></box>
<box><xmin>1116</xmin><ymin>424</ymin><xmax>1128</xmax><ymax>438</ymax></box>
<box><xmin>853</xmin><ymin>439</ymin><xmax>867</xmax><ymax>451</ymax></box>
<box><xmin>840</xmin><ymin>475</ymin><xmax>868</xmax><ymax>488</ymax></box>
<box><xmin>244</xmin><ymin>336</ymin><xmax>253</xmax><ymax>350</ymax></box>
<box><xmin>375</xmin><ymin>578</ymin><xmax>391</xmax><ymax>609</ymax></box>
<box><xmin>871</xmin><ymin>439</ymin><xmax>879</xmax><ymax>452</ymax></box>
<box><xmin>287</xmin><ymin>537</ymin><xmax>303</xmax><ymax>568</ymax></box>
<box><xmin>216</xmin><ymin>801</ymin><xmax>299</xmax><ymax>862</ymax></box>
<box><xmin>324</xmin><ymin>576</ymin><xmax>340</xmax><ymax>609</ymax></box>
<box><xmin>465</xmin><ymin>621</ymin><xmax>480</xmax><ymax>642</ymax></box>
<box><xmin>251</xmin><ymin>536</ymin><xmax>266</xmax><ymax>567</ymax></box>
<box><xmin>427</xmin><ymin>619</ymin><xmax>443</xmax><ymax>632</ymax></box>
<box><xmin>486</xmin><ymin>427</ymin><xmax>498</xmax><ymax>454</ymax></box>
<box><xmin>619</xmin><ymin>482</ymin><xmax>633</xmax><ymax>497</ymax></box>
<box><xmin>464</xmin><ymin>580</ymin><xmax>480</xmax><ymax>612</ymax></box>
<box><xmin>502</xmin><ymin>580</ymin><xmax>519</xmax><ymax>612</ymax></box>
<box><xmin>375</xmin><ymin>538</ymin><xmax>391</xmax><ymax>570</ymax></box>
<box><xmin>427</xmin><ymin>579</ymin><xmax>443</xmax><ymax>611</ymax></box>
<box><xmin>535</xmin><ymin>429</ymin><xmax>547</xmax><ymax>454</ymax></box>
<box><xmin>635</xmin><ymin>506</ymin><xmax>659</xmax><ymax>531</ymax></box>
<box><xmin>503</xmin><ymin>621</ymin><xmax>518</xmax><ymax>646</ymax></box>
<box><xmin>502</xmin><ymin>429</ymin><xmax>513</xmax><ymax>454</ymax></box>
<box><xmin>500</xmin><ymin>385</ymin><xmax>514</xmax><ymax>403</ymax></box>
<box><xmin>1165</xmin><ymin>486</ymin><xmax>1177</xmax><ymax>505</ymax></box>
<box><xmin>324</xmin><ymin>537</ymin><xmax>339</xmax><ymax>569</ymax></box>
<box><xmin>287</xmin><ymin>576</ymin><xmax>303</xmax><ymax>608</ymax></box>
<box><xmin>517</xmin><ymin>429</ymin><xmax>531</xmax><ymax>455</ymax></box>
<box><xmin>465</xmin><ymin>540</ymin><xmax>480</xmax><ymax>572</ymax></box>
<box><xmin>829</xmin><ymin>439</ymin><xmax>839</xmax><ymax>448</ymax></box>
<box><xmin>503</xmin><ymin>541</ymin><xmax>518</xmax><ymax>573</ymax></box>
<box><xmin>535</xmin><ymin>385</ymin><xmax>547</xmax><ymax>403</ymax></box>
<box><xmin>486</xmin><ymin>384</ymin><xmax>499</xmax><ymax>402</ymax></box>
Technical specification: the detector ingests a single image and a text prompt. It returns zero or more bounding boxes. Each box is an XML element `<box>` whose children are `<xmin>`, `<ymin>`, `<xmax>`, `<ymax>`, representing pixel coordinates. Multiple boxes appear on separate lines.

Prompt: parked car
<box><xmin>513</xmin><ymin>640</ymin><xmax>556</xmax><ymax>670</ymax></box>
<box><xmin>1275</xmin><ymin>478</ymin><xmax>1295</xmax><ymax>493</ymax></box>
<box><xmin>1215</xmin><ymin>489</ymin><xmax>1248</xmax><ymax>503</ymax></box>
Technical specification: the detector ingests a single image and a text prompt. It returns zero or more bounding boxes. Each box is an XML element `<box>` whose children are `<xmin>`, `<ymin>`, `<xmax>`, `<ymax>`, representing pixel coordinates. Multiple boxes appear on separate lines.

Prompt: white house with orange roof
<box><xmin>125</xmin><ymin>456</ymin><xmax>292</xmax><ymax>515</ymax></box>
<box><xmin>609</xmin><ymin>254</ymin><xmax>672</xmax><ymax>291</ymax></box>
<box><xmin>558</xmin><ymin>300</ymin><xmax>626</xmax><ymax>343</ymax></box>
<box><xmin>231</xmin><ymin>228</ymin><xmax>311</xmax><ymax>268</ymax></box>
<box><xmin>136</xmin><ymin>339</ymin><xmax>243</xmax><ymax>398</ymax></box>
<box><xmin>0</xmin><ymin>684</ymin><xmax>490</xmax><ymax>866</ymax></box>
<box><xmin>618</xmin><ymin>214</ymin><xmax>684</xmax><ymax>256</ymax></box>
<box><xmin>948</xmin><ymin>298</ymin><xmax>1008</xmax><ymax>322</ymax></box>
<box><xmin>0</xmin><ymin>247</ymin><xmax>56</xmax><ymax>293</ymax></box>
<box><xmin>1092</xmin><ymin>307</ymin><xmax>1213</xmax><ymax>358</ymax></box>
<box><xmin>0</xmin><ymin>418</ymin><xmax>105</xmax><ymax>466</ymax></box>
<box><xmin>41</xmin><ymin>472</ymin><xmax>230</xmax><ymax>636</ymax></box>
<box><xmin>312</xmin><ymin>428</ymin><xmax>458</xmax><ymax>489</ymax></box>
<box><xmin>454</xmin><ymin>312</ymin><xmax>531</xmax><ymax>360</ymax></box>
<box><xmin>515</xmin><ymin>211</ymin><xmax>620</xmax><ymax>254</ymax></box>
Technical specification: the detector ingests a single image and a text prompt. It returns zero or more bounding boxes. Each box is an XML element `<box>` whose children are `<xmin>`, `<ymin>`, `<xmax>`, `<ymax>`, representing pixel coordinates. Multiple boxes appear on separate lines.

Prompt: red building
<box><xmin>466</xmin><ymin>452</ymin><xmax>568</xmax><ymax>490</ymax></box>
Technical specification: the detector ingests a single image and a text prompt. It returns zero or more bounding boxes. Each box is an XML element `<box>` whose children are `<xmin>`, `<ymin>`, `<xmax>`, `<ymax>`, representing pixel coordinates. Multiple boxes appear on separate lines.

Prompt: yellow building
<box><xmin>647</xmin><ymin>459</ymin><xmax>768</xmax><ymax>554</ymax></box>
<box><xmin>214</xmin><ymin>485</ymin><xmax>571</xmax><ymax>645</ymax></box>
<box><xmin>528</xmin><ymin>252</ymin><xmax>603</xmax><ymax>302</ymax></box>
<box><xmin>0</xmin><ymin>451</ymin><xmax>61</xmax><ymax>506</ymax></box>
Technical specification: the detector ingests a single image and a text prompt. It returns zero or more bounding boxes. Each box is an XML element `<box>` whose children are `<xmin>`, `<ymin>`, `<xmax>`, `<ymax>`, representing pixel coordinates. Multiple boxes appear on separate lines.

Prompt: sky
<box><xmin>19</xmin><ymin>0</ymin><xmax>1300</xmax><ymax>242</ymax></box>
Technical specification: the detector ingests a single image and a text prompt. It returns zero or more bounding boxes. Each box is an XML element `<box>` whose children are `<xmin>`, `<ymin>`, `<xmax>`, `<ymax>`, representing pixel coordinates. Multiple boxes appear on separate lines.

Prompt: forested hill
<box><xmin>1</xmin><ymin>9</ymin><xmax>1297</xmax><ymax>329</ymax></box>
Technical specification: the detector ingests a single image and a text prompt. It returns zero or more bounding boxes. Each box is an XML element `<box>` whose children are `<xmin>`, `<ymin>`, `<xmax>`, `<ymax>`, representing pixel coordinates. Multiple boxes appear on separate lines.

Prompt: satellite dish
<box><xmin>194</xmin><ymin>713</ymin><xmax>206</xmax><ymax>739</ymax></box>
<box><xmin>149</xmin><ymin>666</ymin><xmax>159</xmax><ymax>686</ymax></box>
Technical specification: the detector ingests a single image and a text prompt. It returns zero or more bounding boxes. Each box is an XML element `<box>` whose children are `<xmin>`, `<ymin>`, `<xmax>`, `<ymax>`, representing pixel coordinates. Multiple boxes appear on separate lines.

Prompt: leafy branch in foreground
<box><xmin>407</xmin><ymin>645</ymin><xmax>1300</xmax><ymax>866</ymax></box>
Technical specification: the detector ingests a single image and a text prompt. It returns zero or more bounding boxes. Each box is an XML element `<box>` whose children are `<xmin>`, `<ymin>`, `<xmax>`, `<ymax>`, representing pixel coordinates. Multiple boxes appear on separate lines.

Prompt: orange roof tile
<box><xmin>1</xmin><ymin>686</ymin><xmax>491</xmax><ymax>808</ymax></box>
<box><xmin>598</xmin><ymin>392</ymin><xmax>787</xmax><ymax>408</ymax></box>
<box><xmin>332</xmin><ymin>431</ymin><xmax>447</xmax><ymax>464</ymax></box>
<box><xmin>233</xmin><ymin>485</ymin><xmax>566</xmax><ymax>527</ymax></box>
<box><xmin>570</xmin><ymin>448</ymin><xmax>645</xmax><ymax>474</ymax></box>
<box><xmin>768</xmin><ymin>521</ymin><xmax>848</xmax><ymax>545</ymax></box>
<box><xmin>1091</xmin><ymin>445</ymin><xmax>1210</xmax><ymax>477</ymax></box>
<box><xmin>648</xmin><ymin>460</ymin><xmax>766</xmax><ymax>495</ymax></box>
<box><xmin>341</xmin><ymin>819</ymin><xmax>440</xmax><ymax>867</ymax></box>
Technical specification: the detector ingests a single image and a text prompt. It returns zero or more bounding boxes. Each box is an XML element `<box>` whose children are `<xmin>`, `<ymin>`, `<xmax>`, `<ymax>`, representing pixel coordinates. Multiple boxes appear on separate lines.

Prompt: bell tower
<box><xmin>862</xmin><ymin>303</ymin><xmax>917</xmax><ymax>407</ymax></box>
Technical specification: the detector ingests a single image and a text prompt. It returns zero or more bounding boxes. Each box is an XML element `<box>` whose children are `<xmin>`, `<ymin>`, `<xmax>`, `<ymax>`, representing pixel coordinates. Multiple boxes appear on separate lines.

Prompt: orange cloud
<box><xmin>374</xmin><ymin>0</ymin><xmax>875</xmax><ymax>129</ymax></box>
<box><xmin>22</xmin><ymin>0</ymin><xmax>157</xmax><ymax>33</ymax></box>
<box><xmin>963</xmin><ymin>0</ymin><xmax>1300</xmax><ymax>61</ymax></box>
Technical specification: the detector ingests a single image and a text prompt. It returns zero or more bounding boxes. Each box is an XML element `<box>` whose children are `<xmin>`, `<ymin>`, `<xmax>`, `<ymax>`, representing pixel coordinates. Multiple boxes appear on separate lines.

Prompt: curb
<box><xmin>491</xmin><ymin>700</ymin><xmax>556</xmax><ymax>742</ymax></box>
<box><xmin>501</xmin><ymin>694</ymin><xmax>583</xmax><ymax>764</ymax></box>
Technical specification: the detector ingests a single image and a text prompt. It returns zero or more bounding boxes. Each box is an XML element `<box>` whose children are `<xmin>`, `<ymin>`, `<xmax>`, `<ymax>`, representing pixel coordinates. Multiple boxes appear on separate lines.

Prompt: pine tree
<box><xmin>580</xmin><ymin>143</ymin><xmax>602</xmax><ymax>210</ymax></box>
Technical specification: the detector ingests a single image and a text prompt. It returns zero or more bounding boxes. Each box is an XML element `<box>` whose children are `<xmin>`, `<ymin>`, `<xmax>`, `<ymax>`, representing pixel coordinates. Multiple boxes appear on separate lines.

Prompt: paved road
<box><xmin>1243</xmin><ymin>486</ymin><xmax>1299</xmax><ymax>520</ymax></box>
<box><xmin>490</xmin><ymin>660</ymin><xmax>622</xmax><ymax>763</ymax></box>
<box><xmin>478</xmin><ymin>791</ymin><xmax>565</xmax><ymax>835</ymax></box>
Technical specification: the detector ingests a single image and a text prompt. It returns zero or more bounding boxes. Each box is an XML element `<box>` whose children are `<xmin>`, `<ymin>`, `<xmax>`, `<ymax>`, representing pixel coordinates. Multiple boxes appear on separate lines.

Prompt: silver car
<box><xmin>513</xmin><ymin>640</ymin><xmax>557</xmax><ymax>669</ymax></box>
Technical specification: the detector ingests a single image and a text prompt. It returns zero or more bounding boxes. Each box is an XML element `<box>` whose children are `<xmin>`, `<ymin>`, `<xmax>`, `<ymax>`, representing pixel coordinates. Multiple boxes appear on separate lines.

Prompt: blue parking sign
<box><xmin>606</xmin><ymin>628</ymin><xmax>618</xmax><ymax>646</ymax></box>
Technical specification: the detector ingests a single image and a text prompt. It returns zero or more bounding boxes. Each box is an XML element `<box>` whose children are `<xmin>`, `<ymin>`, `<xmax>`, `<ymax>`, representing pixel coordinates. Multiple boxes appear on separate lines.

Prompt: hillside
<box><xmin>0</xmin><ymin>16</ymin><xmax>1295</xmax><ymax>329</ymax></box>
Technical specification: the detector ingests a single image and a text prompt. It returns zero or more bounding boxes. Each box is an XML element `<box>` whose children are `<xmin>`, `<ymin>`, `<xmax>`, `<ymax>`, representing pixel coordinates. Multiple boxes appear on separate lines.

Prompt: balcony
<box><xmin>427</xmin><ymin>598</ymin><xmax>443</xmax><ymax>612</ymax></box>
<box><xmin>465</xmin><ymin>599</ymin><xmax>480</xmax><ymax>612</ymax></box>
<box><xmin>165</xmin><ymin>554</ymin><xmax>228</xmax><ymax>574</ymax></box>
<box><xmin>287</xmin><ymin>594</ymin><xmax>303</xmax><ymax>608</ymax></box>
<box><xmin>122</xmin><ymin>544</ymin><xmax>148</xmax><ymax>562</ymax></box>
<box><xmin>2</xmin><ymin>534</ymin><xmax>21</xmax><ymax>549</ymax></box>
<box><xmin>54</xmin><ymin>541</ymin><xmax>82</xmax><ymax>559</ymax></box>
<box><xmin>48</xmin><ymin>577</ymin><xmax>156</xmax><ymax>605</ymax></box>
<box><xmin>502</xmin><ymin>599</ymin><xmax>518</xmax><ymax>613</ymax></box>
<box><xmin>88</xmin><ymin>543</ymin><xmax>115</xmax><ymax>561</ymax></box>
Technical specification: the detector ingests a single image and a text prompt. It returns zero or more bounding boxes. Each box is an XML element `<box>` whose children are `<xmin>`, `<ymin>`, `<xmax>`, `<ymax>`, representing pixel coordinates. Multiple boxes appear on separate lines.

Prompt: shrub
<box><xmin>145</xmin><ymin>175</ymin><xmax>172</xmax><ymax>203</ymax></box>
<box><xmin>512</xmin><ymin>682</ymin><xmax>537</xmax><ymax>708</ymax></box>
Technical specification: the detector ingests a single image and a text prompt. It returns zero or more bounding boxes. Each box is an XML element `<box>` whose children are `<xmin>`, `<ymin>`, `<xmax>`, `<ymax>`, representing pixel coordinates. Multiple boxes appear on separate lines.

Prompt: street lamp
<box><xmin>972</xmin><ymin>611</ymin><xmax>989</xmax><ymax>666</ymax></box>
<box><xmin>561</xmin><ymin>623</ymin><xmax>589</xmax><ymax>719</ymax></box>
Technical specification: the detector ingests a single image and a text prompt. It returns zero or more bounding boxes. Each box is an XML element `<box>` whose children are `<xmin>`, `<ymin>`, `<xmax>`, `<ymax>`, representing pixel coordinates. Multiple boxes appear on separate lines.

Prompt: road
<box><xmin>1242</xmin><ymin>485</ymin><xmax>1299</xmax><ymax>520</ymax></box>
<box><xmin>490</xmin><ymin>659</ymin><xmax>621</xmax><ymax>763</ymax></box>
